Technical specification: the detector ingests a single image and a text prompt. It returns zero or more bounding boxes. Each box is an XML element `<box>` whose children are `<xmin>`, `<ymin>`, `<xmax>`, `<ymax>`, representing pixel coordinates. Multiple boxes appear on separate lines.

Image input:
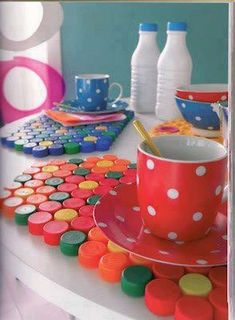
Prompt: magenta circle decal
<box><xmin>0</xmin><ymin>56</ymin><xmax>65</xmax><ymax>123</ymax></box>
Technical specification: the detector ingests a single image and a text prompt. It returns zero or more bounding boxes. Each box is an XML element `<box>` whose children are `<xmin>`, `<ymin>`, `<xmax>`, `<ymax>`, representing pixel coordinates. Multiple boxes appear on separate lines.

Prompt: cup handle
<box><xmin>109</xmin><ymin>82</ymin><xmax>123</xmax><ymax>104</ymax></box>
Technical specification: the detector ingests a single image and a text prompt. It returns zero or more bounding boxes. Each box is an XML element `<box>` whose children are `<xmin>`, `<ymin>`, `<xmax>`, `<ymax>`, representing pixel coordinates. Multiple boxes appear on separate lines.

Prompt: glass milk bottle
<box><xmin>130</xmin><ymin>23</ymin><xmax>160</xmax><ymax>113</ymax></box>
<box><xmin>155</xmin><ymin>22</ymin><xmax>193</xmax><ymax>120</ymax></box>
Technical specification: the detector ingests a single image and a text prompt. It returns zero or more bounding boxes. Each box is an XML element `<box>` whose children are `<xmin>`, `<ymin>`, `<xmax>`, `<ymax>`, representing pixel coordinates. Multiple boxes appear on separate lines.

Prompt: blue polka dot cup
<box><xmin>75</xmin><ymin>74</ymin><xmax>123</xmax><ymax>111</ymax></box>
<box><xmin>137</xmin><ymin>135</ymin><xmax>227</xmax><ymax>242</ymax></box>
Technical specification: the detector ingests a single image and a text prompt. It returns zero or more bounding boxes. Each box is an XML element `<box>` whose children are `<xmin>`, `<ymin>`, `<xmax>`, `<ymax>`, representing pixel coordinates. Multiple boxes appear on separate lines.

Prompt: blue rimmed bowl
<box><xmin>175</xmin><ymin>96</ymin><xmax>220</xmax><ymax>137</ymax></box>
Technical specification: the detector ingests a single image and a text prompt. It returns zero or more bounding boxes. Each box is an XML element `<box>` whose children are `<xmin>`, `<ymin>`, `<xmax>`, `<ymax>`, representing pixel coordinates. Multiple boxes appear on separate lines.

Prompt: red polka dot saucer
<box><xmin>94</xmin><ymin>183</ymin><xmax>227</xmax><ymax>267</ymax></box>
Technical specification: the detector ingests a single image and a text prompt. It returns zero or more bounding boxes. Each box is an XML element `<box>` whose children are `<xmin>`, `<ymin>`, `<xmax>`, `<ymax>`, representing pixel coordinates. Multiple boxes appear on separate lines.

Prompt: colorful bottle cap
<box><xmin>63</xmin><ymin>198</ymin><xmax>85</xmax><ymax>210</ymax></box>
<box><xmin>208</xmin><ymin>266</ymin><xmax>227</xmax><ymax>288</ymax></box>
<box><xmin>24</xmin><ymin>179</ymin><xmax>44</xmax><ymax>190</ymax></box>
<box><xmin>93</xmin><ymin>185</ymin><xmax>112</xmax><ymax>196</ymax></box>
<box><xmin>68</xmin><ymin>158</ymin><xmax>84</xmax><ymax>165</ymax></box>
<box><xmin>49</xmin><ymin>159</ymin><xmax>66</xmax><ymax>166</ymax></box>
<box><xmin>42</xmin><ymin>165</ymin><xmax>59</xmax><ymax>173</ymax></box>
<box><xmin>60</xmin><ymin>163</ymin><xmax>78</xmax><ymax>171</ymax></box>
<box><xmin>87</xmin><ymin>194</ymin><xmax>101</xmax><ymax>205</ymax></box>
<box><xmin>185</xmin><ymin>266</ymin><xmax>211</xmax><ymax>275</ymax></box>
<box><xmin>45</xmin><ymin>177</ymin><xmax>64</xmax><ymax>187</ymax></box>
<box><xmin>96</xmin><ymin>160</ymin><xmax>114</xmax><ymax>168</ymax></box>
<box><xmin>0</xmin><ymin>189</ymin><xmax>12</xmax><ymax>207</ymax></box>
<box><xmin>36</xmin><ymin>185</ymin><xmax>56</xmax><ymax>196</ymax></box>
<box><xmin>105</xmin><ymin>171</ymin><xmax>123</xmax><ymax>179</ymax></box>
<box><xmin>23</xmin><ymin>167</ymin><xmax>41</xmax><ymax>175</ymax></box>
<box><xmin>91</xmin><ymin>166</ymin><xmax>110</xmax><ymax>174</ymax></box>
<box><xmin>78</xmin><ymin>240</ymin><xmax>107</xmax><ymax>268</ymax></box>
<box><xmin>119</xmin><ymin>175</ymin><xmax>136</xmax><ymax>184</ymax></box>
<box><xmin>175</xmin><ymin>296</ymin><xmax>213</xmax><ymax>320</ymax></box>
<box><xmin>85</xmin><ymin>156</ymin><xmax>101</xmax><ymax>163</ymax></box>
<box><xmin>79</xmin><ymin>205</ymin><xmax>94</xmax><ymax>217</ymax></box>
<box><xmin>74</xmin><ymin>168</ymin><xmax>91</xmax><ymax>176</ymax></box>
<box><xmin>54</xmin><ymin>208</ymin><xmax>78</xmax><ymax>222</ymax></box>
<box><xmin>60</xmin><ymin>230</ymin><xmax>87</xmax><ymax>256</ymax></box>
<box><xmin>115</xmin><ymin>159</ymin><xmax>130</xmax><ymax>166</ymax></box>
<box><xmin>39</xmin><ymin>140</ymin><xmax>53</xmax><ymax>147</ymax></box>
<box><xmin>88</xmin><ymin>227</ymin><xmax>108</xmax><ymax>244</ymax></box>
<box><xmin>95</xmin><ymin>139</ymin><xmax>111</xmax><ymax>151</ymax></box>
<box><xmin>108</xmin><ymin>241</ymin><xmax>126</xmax><ymax>253</ymax></box>
<box><xmin>71</xmin><ymin>189</ymin><xmax>93</xmax><ymax>199</ymax></box>
<box><xmin>110</xmin><ymin>164</ymin><xmax>127</xmax><ymax>172</ymax></box>
<box><xmin>14</xmin><ymin>174</ymin><xmax>32</xmax><ymax>183</ymax></box>
<box><xmin>56</xmin><ymin>182</ymin><xmax>77</xmax><ymax>193</ymax></box>
<box><xmin>99</xmin><ymin>178</ymin><xmax>119</xmax><ymax>187</ymax></box>
<box><xmin>28</xmin><ymin>211</ymin><xmax>53</xmax><ymax>235</ymax></box>
<box><xmin>152</xmin><ymin>262</ymin><xmax>185</xmax><ymax>282</ymax></box>
<box><xmin>129</xmin><ymin>253</ymin><xmax>153</xmax><ymax>268</ymax></box>
<box><xmin>71</xmin><ymin>216</ymin><xmax>95</xmax><ymax>233</ymax></box>
<box><xmin>99</xmin><ymin>252</ymin><xmax>130</xmax><ymax>283</ymax></box>
<box><xmin>2</xmin><ymin>196</ymin><xmax>24</xmax><ymax>218</ymax></box>
<box><xmin>79</xmin><ymin>161</ymin><xmax>95</xmax><ymax>169</ymax></box>
<box><xmin>32</xmin><ymin>146</ymin><xmax>48</xmax><ymax>157</ymax></box>
<box><xmin>31</xmin><ymin>161</ymin><xmax>48</xmax><ymax>168</ymax></box>
<box><xmin>128</xmin><ymin>163</ymin><xmax>137</xmax><ymax>169</ymax></box>
<box><xmin>49</xmin><ymin>192</ymin><xmax>70</xmax><ymax>203</ymax></box>
<box><xmin>39</xmin><ymin>200</ymin><xmax>62</xmax><ymax>214</ymax></box>
<box><xmin>33</xmin><ymin>172</ymin><xmax>53</xmax><ymax>181</ymax></box>
<box><xmin>65</xmin><ymin>175</ymin><xmax>85</xmax><ymax>184</ymax></box>
<box><xmin>14</xmin><ymin>187</ymin><xmax>34</xmax><ymax>199</ymax></box>
<box><xmin>64</xmin><ymin>142</ymin><xmax>80</xmax><ymax>154</ymax></box>
<box><xmin>53</xmin><ymin>169</ymin><xmax>71</xmax><ymax>178</ymax></box>
<box><xmin>85</xmin><ymin>173</ymin><xmax>104</xmax><ymax>182</ymax></box>
<box><xmin>5</xmin><ymin>181</ymin><xmax>22</xmax><ymax>191</ymax></box>
<box><xmin>179</xmin><ymin>273</ymin><xmax>212</xmax><ymax>297</ymax></box>
<box><xmin>80</xmin><ymin>141</ymin><xmax>95</xmax><ymax>152</ymax></box>
<box><xmin>23</xmin><ymin>142</ymin><xmax>38</xmax><ymax>154</ymax></box>
<box><xmin>26</xmin><ymin>194</ymin><xmax>48</xmax><ymax>206</ymax></box>
<box><xmin>43</xmin><ymin>220</ymin><xmax>69</xmax><ymax>246</ymax></box>
<box><xmin>208</xmin><ymin>287</ymin><xmax>228</xmax><ymax>320</ymax></box>
<box><xmin>15</xmin><ymin>204</ymin><xmax>37</xmax><ymax>225</ymax></box>
<box><xmin>79</xmin><ymin>180</ymin><xmax>98</xmax><ymax>190</ymax></box>
<box><xmin>14</xmin><ymin>139</ymin><xmax>29</xmax><ymax>151</ymax></box>
<box><xmin>121</xmin><ymin>265</ymin><xmax>153</xmax><ymax>297</ymax></box>
<box><xmin>48</xmin><ymin>144</ymin><xmax>64</xmax><ymax>156</ymax></box>
<box><xmin>145</xmin><ymin>279</ymin><xmax>182</xmax><ymax>316</ymax></box>
<box><xmin>124</xmin><ymin>168</ymin><xmax>137</xmax><ymax>177</ymax></box>
<box><xmin>102</xmin><ymin>154</ymin><xmax>118</xmax><ymax>161</ymax></box>
<box><xmin>6</xmin><ymin>136</ymin><xmax>18</xmax><ymax>148</ymax></box>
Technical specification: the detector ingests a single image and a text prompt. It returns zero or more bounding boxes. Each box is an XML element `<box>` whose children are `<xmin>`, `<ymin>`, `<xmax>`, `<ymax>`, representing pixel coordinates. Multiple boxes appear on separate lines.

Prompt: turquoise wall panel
<box><xmin>61</xmin><ymin>3</ymin><xmax>228</xmax><ymax>99</ymax></box>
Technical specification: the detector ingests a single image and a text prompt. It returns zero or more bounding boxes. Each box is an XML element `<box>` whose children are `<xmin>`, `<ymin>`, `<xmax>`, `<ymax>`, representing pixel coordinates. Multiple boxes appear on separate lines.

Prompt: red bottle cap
<box><xmin>152</xmin><ymin>262</ymin><xmax>185</xmax><ymax>282</ymax></box>
<box><xmin>99</xmin><ymin>178</ymin><xmax>119</xmax><ymax>187</ymax></box>
<box><xmin>145</xmin><ymin>279</ymin><xmax>182</xmax><ymax>316</ymax></box>
<box><xmin>60</xmin><ymin>163</ymin><xmax>78</xmax><ymax>171</ymax></box>
<box><xmin>175</xmin><ymin>296</ymin><xmax>213</xmax><ymax>320</ymax></box>
<box><xmin>39</xmin><ymin>200</ymin><xmax>62</xmax><ymax>213</ymax></box>
<box><xmin>79</xmin><ymin>205</ymin><xmax>94</xmax><ymax>217</ymax></box>
<box><xmin>208</xmin><ymin>287</ymin><xmax>228</xmax><ymax>320</ymax></box>
<box><xmin>65</xmin><ymin>175</ymin><xmax>85</xmax><ymax>184</ymax></box>
<box><xmin>88</xmin><ymin>227</ymin><xmax>108</xmax><ymax>244</ymax></box>
<box><xmin>43</xmin><ymin>220</ymin><xmax>69</xmax><ymax>245</ymax></box>
<box><xmin>63</xmin><ymin>198</ymin><xmax>85</xmax><ymax>210</ymax></box>
<box><xmin>2</xmin><ymin>196</ymin><xmax>24</xmax><ymax>218</ymax></box>
<box><xmin>57</xmin><ymin>183</ymin><xmax>77</xmax><ymax>193</ymax></box>
<box><xmin>28</xmin><ymin>211</ymin><xmax>53</xmax><ymax>235</ymax></box>
<box><xmin>53</xmin><ymin>170</ymin><xmax>71</xmax><ymax>178</ymax></box>
<box><xmin>123</xmin><ymin>168</ymin><xmax>137</xmax><ymax>176</ymax></box>
<box><xmin>185</xmin><ymin>266</ymin><xmax>211</xmax><ymax>275</ymax></box>
<box><xmin>208</xmin><ymin>266</ymin><xmax>227</xmax><ymax>288</ymax></box>
<box><xmin>119</xmin><ymin>175</ymin><xmax>136</xmax><ymax>184</ymax></box>
<box><xmin>23</xmin><ymin>167</ymin><xmax>41</xmax><ymax>175</ymax></box>
<box><xmin>71</xmin><ymin>189</ymin><xmax>93</xmax><ymax>199</ymax></box>
<box><xmin>24</xmin><ymin>179</ymin><xmax>44</xmax><ymax>190</ymax></box>
<box><xmin>36</xmin><ymin>185</ymin><xmax>56</xmax><ymax>196</ymax></box>
<box><xmin>93</xmin><ymin>185</ymin><xmax>112</xmax><ymax>196</ymax></box>
<box><xmin>33</xmin><ymin>172</ymin><xmax>52</xmax><ymax>181</ymax></box>
<box><xmin>85</xmin><ymin>173</ymin><xmax>104</xmax><ymax>182</ymax></box>
<box><xmin>71</xmin><ymin>216</ymin><xmax>95</xmax><ymax>233</ymax></box>
<box><xmin>26</xmin><ymin>194</ymin><xmax>48</xmax><ymax>206</ymax></box>
<box><xmin>49</xmin><ymin>159</ymin><xmax>66</xmax><ymax>166</ymax></box>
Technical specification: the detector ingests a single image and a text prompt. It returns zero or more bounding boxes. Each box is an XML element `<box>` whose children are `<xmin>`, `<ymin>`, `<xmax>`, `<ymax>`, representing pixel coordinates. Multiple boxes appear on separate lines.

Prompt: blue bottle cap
<box><xmin>32</xmin><ymin>146</ymin><xmax>48</xmax><ymax>158</ymax></box>
<box><xmin>139</xmin><ymin>23</ymin><xmax>158</xmax><ymax>32</ymax></box>
<box><xmin>167</xmin><ymin>22</ymin><xmax>187</xmax><ymax>31</ymax></box>
<box><xmin>31</xmin><ymin>138</ymin><xmax>43</xmax><ymax>143</ymax></box>
<box><xmin>48</xmin><ymin>143</ymin><xmax>64</xmax><ymax>156</ymax></box>
<box><xmin>6</xmin><ymin>136</ymin><xmax>18</xmax><ymax>148</ymax></box>
<box><xmin>23</xmin><ymin>142</ymin><xmax>37</xmax><ymax>154</ymax></box>
<box><xmin>95</xmin><ymin>138</ymin><xmax>111</xmax><ymax>151</ymax></box>
<box><xmin>80</xmin><ymin>141</ymin><xmax>96</xmax><ymax>153</ymax></box>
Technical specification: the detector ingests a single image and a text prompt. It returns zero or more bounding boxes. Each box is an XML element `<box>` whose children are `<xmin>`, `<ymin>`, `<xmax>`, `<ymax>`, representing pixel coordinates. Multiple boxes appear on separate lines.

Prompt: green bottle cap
<box><xmin>128</xmin><ymin>163</ymin><xmax>137</xmax><ymax>169</ymax></box>
<box><xmin>60</xmin><ymin>231</ymin><xmax>87</xmax><ymax>256</ymax></box>
<box><xmin>49</xmin><ymin>192</ymin><xmax>70</xmax><ymax>202</ymax></box>
<box><xmin>60</xmin><ymin>135</ymin><xmax>72</xmax><ymax>140</ymax></box>
<box><xmin>105</xmin><ymin>171</ymin><xmax>123</xmax><ymax>179</ymax></box>
<box><xmin>87</xmin><ymin>195</ymin><xmax>100</xmax><ymax>205</ymax></box>
<box><xmin>15</xmin><ymin>204</ymin><xmax>36</xmax><ymax>225</ymax></box>
<box><xmin>102</xmin><ymin>131</ymin><xmax>116</xmax><ymax>140</ymax></box>
<box><xmin>64</xmin><ymin>142</ymin><xmax>80</xmax><ymax>154</ymax></box>
<box><xmin>14</xmin><ymin>139</ymin><xmax>29</xmax><ymax>151</ymax></box>
<box><xmin>73</xmin><ymin>168</ymin><xmax>90</xmax><ymax>176</ymax></box>
<box><xmin>14</xmin><ymin>174</ymin><xmax>32</xmax><ymax>183</ymax></box>
<box><xmin>121</xmin><ymin>265</ymin><xmax>153</xmax><ymax>297</ymax></box>
<box><xmin>69</xmin><ymin>158</ymin><xmax>84</xmax><ymax>165</ymax></box>
<box><xmin>45</xmin><ymin>177</ymin><xmax>64</xmax><ymax>187</ymax></box>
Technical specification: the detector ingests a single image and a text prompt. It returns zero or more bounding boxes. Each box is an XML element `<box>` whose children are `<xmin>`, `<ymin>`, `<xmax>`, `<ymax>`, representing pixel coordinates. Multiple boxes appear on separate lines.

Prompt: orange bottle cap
<box><xmin>152</xmin><ymin>262</ymin><xmax>185</xmax><ymax>282</ymax></box>
<box><xmin>78</xmin><ymin>240</ymin><xmax>107</xmax><ymax>268</ymax></box>
<box><xmin>88</xmin><ymin>227</ymin><xmax>108</xmax><ymax>244</ymax></box>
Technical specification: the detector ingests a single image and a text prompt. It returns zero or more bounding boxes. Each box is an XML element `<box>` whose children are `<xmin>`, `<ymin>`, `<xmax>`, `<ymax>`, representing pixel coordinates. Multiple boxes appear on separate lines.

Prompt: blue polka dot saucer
<box><xmin>57</xmin><ymin>99</ymin><xmax>129</xmax><ymax>115</ymax></box>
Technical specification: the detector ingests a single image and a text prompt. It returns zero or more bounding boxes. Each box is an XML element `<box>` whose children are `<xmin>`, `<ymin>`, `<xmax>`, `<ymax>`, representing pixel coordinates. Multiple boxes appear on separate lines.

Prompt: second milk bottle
<box><xmin>155</xmin><ymin>22</ymin><xmax>193</xmax><ymax>120</ymax></box>
<box><xmin>130</xmin><ymin>23</ymin><xmax>160</xmax><ymax>113</ymax></box>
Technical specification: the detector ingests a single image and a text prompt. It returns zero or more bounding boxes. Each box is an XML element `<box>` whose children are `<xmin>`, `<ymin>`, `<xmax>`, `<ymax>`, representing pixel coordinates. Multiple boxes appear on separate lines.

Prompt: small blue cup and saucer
<box><xmin>60</xmin><ymin>74</ymin><xmax>127</xmax><ymax>115</ymax></box>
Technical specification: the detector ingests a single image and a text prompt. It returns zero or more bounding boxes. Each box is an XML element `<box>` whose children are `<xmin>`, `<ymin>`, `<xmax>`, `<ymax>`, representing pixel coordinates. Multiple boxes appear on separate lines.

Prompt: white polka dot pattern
<box><xmin>168</xmin><ymin>232</ymin><xmax>177</xmax><ymax>240</ymax></box>
<box><xmin>167</xmin><ymin>189</ymin><xmax>179</xmax><ymax>199</ymax></box>
<box><xmin>146</xmin><ymin>159</ymin><xmax>154</xmax><ymax>170</ymax></box>
<box><xmin>147</xmin><ymin>205</ymin><xmax>156</xmax><ymax>216</ymax></box>
<box><xmin>196</xmin><ymin>259</ymin><xmax>208</xmax><ymax>265</ymax></box>
<box><xmin>98</xmin><ymin>222</ymin><xmax>107</xmax><ymax>228</ymax></box>
<box><xmin>215</xmin><ymin>185</ymin><xmax>222</xmax><ymax>196</ymax></box>
<box><xmin>196</xmin><ymin>166</ymin><xmax>206</xmax><ymax>176</ymax></box>
<box><xmin>193</xmin><ymin>212</ymin><xmax>203</xmax><ymax>221</ymax></box>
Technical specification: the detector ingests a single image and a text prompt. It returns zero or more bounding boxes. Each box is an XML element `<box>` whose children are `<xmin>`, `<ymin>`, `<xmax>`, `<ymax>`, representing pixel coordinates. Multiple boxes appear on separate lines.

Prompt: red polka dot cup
<box><xmin>137</xmin><ymin>135</ymin><xmax>227</xmax><ymax>242</ymax></box>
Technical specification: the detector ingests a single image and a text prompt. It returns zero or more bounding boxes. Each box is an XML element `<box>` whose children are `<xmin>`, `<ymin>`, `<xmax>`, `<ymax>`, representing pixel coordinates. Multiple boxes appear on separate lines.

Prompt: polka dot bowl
<box><xmin>175</xmin><ymin>96</ymin><xmax>221</xmax><ymax>137</ymax></box>
<box><xmin>176</xmin><ymin>84</ymin><xmax>228</xmax><ymax>103</ymax></box>
<box><xmin>137</xmin><ymin>135</ymin><xmax>227</xmax><ymax>242</ymax></box>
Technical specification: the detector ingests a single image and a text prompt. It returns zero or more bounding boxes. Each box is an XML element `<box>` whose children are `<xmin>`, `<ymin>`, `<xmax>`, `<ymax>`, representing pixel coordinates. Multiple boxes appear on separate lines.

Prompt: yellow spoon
<box><xmin>133</xmin><ymin>120</ymin><xmax>161</xmax><ymax>157</ymax></box>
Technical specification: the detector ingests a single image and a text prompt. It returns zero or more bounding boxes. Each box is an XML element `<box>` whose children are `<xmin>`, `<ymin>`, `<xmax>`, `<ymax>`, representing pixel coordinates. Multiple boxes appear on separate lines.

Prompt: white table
<box><xmin>0</xmin><ymin>112</ymin><xmax>172</xmax><ymax>320</ymax></box>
